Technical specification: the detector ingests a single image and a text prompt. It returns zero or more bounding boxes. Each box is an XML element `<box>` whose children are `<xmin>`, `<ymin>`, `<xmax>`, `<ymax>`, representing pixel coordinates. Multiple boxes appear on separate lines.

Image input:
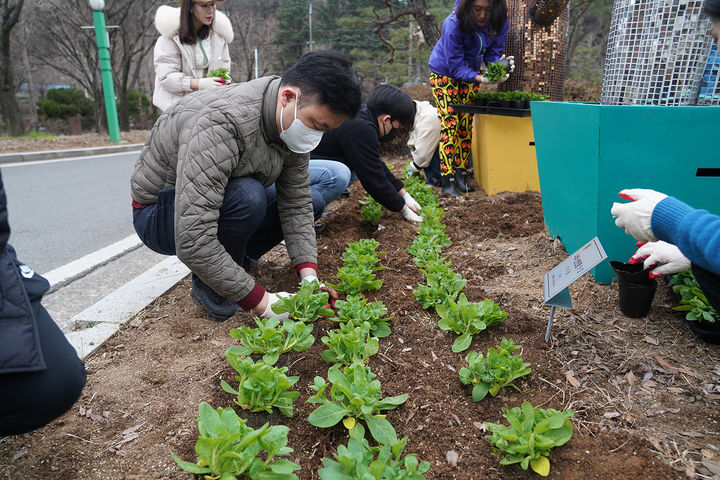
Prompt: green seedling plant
<box><xmin>207</xmin><ymin>67</ymin><xmax>231</xmax><ymax>84</ymax></box>
<box><xmin>328</xmin><ymin>265</ymin><xmax>383</xmax><ymax>295</ymax></box>
<box><xmin>359</xmin><ymin>195</ymin><xmax>383</xmax><ymax>225</ymax></box>
<box><xmin>321</xmin><ymin>321</ymin><xmax>379</xmax><ymax>366</ymax></box>
<box><xmin>221</xmin><ymin>353</ymin><xmax>299</xmax><ymax>417</ymax></box>
<box><xmin>228</xmin><ymin>317</ymin><xmax>314</xmax><ymax>366</ymax></box>
<box><xmin>407</xmin><ymin>234</ymin><xmax>450</xmax><ymax>263</ymax></box>
<box><xmin>307</xmin><ymin>362</ymin><xmax>408</xmax><ymax>445</ymax></box>
<box><xmin>331</xmin><ymin>293</ymin><xmax>393</xmax><ymax>338</ymax></box>
<box><xmin>271</xmin><ymin>279</ymin><xmax>333</xmax><ymax>322</ymax></box>
<box><xmin>485</xmin><ymin>401</ymin><xmax>574</xmax><ymax>477</ymax></box>
<box><xmin>171</xmin><ymin>402</ymin><xmax>300</xmax><ymax>480</ymax></box>
<box><xmin>318</xmin><ymin>424</ymin><xmax>430</xmax><ymax>480</ymax></box>
<box><xmin>669</xmin><ymin>270</ymin><xmax>719</xmax><ymax>323</ymax></box>
<box><xmin>436</xmin><ymin>293</ymin><xmax>508</xmax><ymax>352</ymax></box>
<box><xmin>413</xmin><ymin>264</ymin><xmax>467</xmax><ymax>310</ymax></box>
<box><xmin>459</xmin><ymin>338</ymin><xmax>531</xmax><ymax>400</ymax></box>
<box><xmin>482</xmin><ymin>61</ymin><xmax>509</xmax><ymax>82</ymax></box>
<box><xmin>404</xmin><ymin>174</ymin><xmax>439</xmax><ymax>208</ymax></box>
<box><xmin>342</xmin><ymin>239</ymin><xmax>385</xmax><ymax>269</ymax></box>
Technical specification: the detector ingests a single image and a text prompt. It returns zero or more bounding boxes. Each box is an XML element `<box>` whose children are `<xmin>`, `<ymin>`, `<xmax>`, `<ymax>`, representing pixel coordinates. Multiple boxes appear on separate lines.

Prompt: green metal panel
<box><xmin>532</xmin><ymin>102</ymin><xmax>720</xmax><ymax>284</ymax></box>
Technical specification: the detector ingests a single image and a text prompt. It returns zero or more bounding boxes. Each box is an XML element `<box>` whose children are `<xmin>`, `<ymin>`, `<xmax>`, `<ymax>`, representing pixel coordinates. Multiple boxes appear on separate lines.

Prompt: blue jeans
<box><xmin>133</xmin><ymin>177</ymin><xmax>326</xmax><ymax>266</ymax></box>
<box><xmin>308</xmin><ymin>159</ymin><xmax>352</xmax><ymax>205</ymax></box>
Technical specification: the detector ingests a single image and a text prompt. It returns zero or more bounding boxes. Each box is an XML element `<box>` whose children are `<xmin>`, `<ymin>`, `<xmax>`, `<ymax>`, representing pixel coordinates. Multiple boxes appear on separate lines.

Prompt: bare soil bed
<box><xmin>1</xmin><ymin>155</ymin><xmax>719</xmax><ymax>480</ymax></box>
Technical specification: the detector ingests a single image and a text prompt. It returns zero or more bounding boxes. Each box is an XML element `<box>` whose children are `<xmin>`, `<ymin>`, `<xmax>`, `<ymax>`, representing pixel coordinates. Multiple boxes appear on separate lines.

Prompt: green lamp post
<box><xmin>89</xmin><ymin>0</ymin><xmax>121</xmax><ymax>142</ymax></box>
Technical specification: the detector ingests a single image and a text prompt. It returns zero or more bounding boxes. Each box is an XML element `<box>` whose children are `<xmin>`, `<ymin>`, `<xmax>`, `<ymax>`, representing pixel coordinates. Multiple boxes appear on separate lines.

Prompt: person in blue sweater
<box><xmin>428</xmin><ymin>0</ymin><xmax>514</xmax><ymax>197</ymax></box>
<box><xmin>611</xmin><ymin>188</ymin><xmax>720</xmax><ymax>315</ymax></box>
<box><xmin>611</xmin><ymin>0</ymin><xmax>720</xmax><ymax>314</ymax></box>
<box><xmin>310</xmin><ymin>84</ymin><xmax>423</xmax><ymax>223</ymax></box>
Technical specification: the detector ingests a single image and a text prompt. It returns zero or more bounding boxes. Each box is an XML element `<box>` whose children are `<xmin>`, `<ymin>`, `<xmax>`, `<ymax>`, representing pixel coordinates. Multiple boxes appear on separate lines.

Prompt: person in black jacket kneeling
<box><xmin>310</xmin><ymin>83</ymin><xmax>424</xmax><ymax>223</ymax></box>
<box><xmin>0</xmin><ymin>169</ymin><xmax>86</xmax><ymax>436</ymax></box>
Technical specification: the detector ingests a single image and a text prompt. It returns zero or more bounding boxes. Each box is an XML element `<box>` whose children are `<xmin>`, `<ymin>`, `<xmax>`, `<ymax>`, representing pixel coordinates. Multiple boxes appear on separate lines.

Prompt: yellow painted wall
<box><xmin>471</xmin><ymin>114</ymin><xmax>539</xmax><ymax>195</ymax></box>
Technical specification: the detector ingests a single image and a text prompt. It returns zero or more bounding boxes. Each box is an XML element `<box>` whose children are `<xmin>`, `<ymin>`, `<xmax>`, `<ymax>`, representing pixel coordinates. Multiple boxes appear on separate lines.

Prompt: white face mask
<box><xmin>279</xmin><ymin>92</ymin><xmax>324</xmax><ymax>154</ymax></box>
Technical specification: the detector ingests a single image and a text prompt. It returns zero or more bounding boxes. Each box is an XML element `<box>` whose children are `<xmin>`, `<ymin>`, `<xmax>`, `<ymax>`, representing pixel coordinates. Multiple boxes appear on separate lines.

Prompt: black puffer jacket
<box><xmin>0</xmin><ymin>169</ymin><xmax>47</xmax><ymax>374</ymax></box>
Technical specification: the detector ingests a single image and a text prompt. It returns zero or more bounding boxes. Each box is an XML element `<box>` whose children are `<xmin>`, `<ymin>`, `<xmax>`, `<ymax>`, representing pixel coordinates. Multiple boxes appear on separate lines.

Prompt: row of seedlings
<box><xmin>172</xmin><ymin>280</ymin><xmax>335</xmax><ymax>478</ymax></box>
<box><xmin>403</xmin><ymin>172</ymin><xmax>575</xmax><ymax>477</ymax></box>
<box><xmin>309</xmin><ymin>238</ymin><xmax>430</xmax><ymax>477</ymax></box>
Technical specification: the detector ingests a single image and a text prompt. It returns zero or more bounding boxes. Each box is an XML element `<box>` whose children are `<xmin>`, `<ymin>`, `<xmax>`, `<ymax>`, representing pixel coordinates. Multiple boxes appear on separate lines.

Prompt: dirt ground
<box><xmin>0</xmin><ymin>130</ymin><xmax>150</xmax><ymax>154</ymax></box>
<box><xmin>1</xmin><ymin>151</ymin><xmax>719</xmax><ymax>480</ymax></box>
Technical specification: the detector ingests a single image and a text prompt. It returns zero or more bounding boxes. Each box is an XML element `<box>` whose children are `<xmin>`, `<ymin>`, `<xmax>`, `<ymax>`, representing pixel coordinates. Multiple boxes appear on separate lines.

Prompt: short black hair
<box><xmin>366</xmin><ymin>84</ymin><xmax>416</xmax><ymax>128</ymax></box>
<box><xmin>705</xmin><ymin>0</ymin><xmax>720</xmax><ymax>20</ymax></box>
<box><xmin>281</xmin><ymin>50</ymin><xmax>361</xmax><ymax>118</ymax></box>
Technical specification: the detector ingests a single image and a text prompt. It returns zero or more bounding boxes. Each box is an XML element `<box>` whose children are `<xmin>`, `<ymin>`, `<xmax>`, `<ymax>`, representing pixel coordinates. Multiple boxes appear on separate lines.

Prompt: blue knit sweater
<box><xmin>652</xmin><ymin>196</ymin><xmax>720</xmax><ymax>275</ymax></box>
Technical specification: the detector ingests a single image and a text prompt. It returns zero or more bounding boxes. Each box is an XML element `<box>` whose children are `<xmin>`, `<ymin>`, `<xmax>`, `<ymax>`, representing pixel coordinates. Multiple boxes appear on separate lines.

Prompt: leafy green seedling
<box><xmin>321</xmin><ymin>321</ymin><xmax>379</xmax><ymax>366</ymax></box>
<box><xmin>221</xmin><ymin>354</ymin><xmax>299</xmax><ymax>417</ymax></box>
<box><xmin>327</xmin><ymin>265</ymin><xmax>383</xmax><ymax>295</ymax></box>
<box><xmin>318</xmin><ymin>423</ymin><xmax>430</xmax><ymax>479</ymax></box>
<box><xmin>485</xmin><ymin>401</ymin><xmax>574</xmax><ymax>477</ymax></box>
<box><xmin>171</xmin><ymin>402</ymin><xmax>300</xmax><ymax>479</ymax></box>
<box><xmin>359</xmin><ymin>195</ymin><xmax>383</xmax><ymax>225</ymax></box>
<box><xmin>413</xmin><ymin>268</ymin><xmax>467</xmax><ymax>310</ymax></box>
<box><xmin>271</xmin><ymin>279</ymin><xmax>334</xmax><ymax>322</ymax></box>
<box><xmin>207</xmin><ymin>67</ymin><xmax>231</xmax><ymax>84</ymax></box>
<box><xmin>331</xmin><ymin>293</ymin><xmax>393</xmax><ymax>338</ymax></box>
<box><xmin>436</xmin><ymin>293</ymin><xmax>508</xmax><ymax>352</ymax></box>
<box><xmin>307</xmin><ymin>362</ymin><xmax>408</xmax><ymax>445</ymax></box>
<box><xmin>482</xmin><ymin>61</ymin><xmax>509</xmax><ymax>82</ymax></box>
<box><xmin>228</xmin><ymin>316</ymin><xmax>315</xmax><ymax>366</ymax></box>
<box><xmin>459</xmin><ymin>338</ymin><xmax>531</xmax><ymax>400</ymax></box>
<box><xmin>669</xmin><ymin>270</ymin><xmax>719</xmax><ymax>323</ymax></box>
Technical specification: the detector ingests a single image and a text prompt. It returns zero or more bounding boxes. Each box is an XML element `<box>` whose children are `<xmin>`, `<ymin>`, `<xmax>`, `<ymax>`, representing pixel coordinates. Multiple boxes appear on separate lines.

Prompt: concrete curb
<box><xmin>65</xmin><ymin>256</ymin><xmax>190</xmax><ymax>359</ymax></box>
<box><xmin>44</xmin><ymin>234</ymin><xmax>144</xmax><ymax>294</ymax></box>
<box><xmin>0</xmin><ymin>143</ymin><xmax>145</xmax><ymax>164</ymax></box>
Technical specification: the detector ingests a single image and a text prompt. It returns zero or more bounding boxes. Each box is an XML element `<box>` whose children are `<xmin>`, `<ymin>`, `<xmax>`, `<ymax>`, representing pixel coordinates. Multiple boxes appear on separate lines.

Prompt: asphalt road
<box><xmin>1</xmin><ymin>151</ymin><xmax>143</xmax><ymax>274</ymax></box>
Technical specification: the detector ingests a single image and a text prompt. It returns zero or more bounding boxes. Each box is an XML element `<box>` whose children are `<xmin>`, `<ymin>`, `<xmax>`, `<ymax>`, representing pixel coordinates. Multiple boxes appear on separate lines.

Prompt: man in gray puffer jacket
<box><xmin>131</xmin><ymin>50</ymin><xmax>361</xmax><ymax>321</ymax></box>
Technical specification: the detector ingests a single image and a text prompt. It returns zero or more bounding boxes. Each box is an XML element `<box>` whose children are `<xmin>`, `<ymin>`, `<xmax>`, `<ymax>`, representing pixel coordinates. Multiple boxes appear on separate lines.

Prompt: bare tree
<box><xmin>0</xmin><ymin>0</ymin><xmax>25</xmax><ymax>135</ymax></box>
<box><xmin>369</xmin><ymin>0</ymin><xmax>440</xmax><ymax>64</ymax></box>
<box><xmin>227</xmin><ymin>8</ymin><xmax>278</xmax><ymax>82</ymax></box>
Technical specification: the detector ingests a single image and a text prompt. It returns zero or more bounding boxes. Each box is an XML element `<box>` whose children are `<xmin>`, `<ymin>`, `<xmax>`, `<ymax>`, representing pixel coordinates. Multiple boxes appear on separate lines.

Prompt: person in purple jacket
<box><xmin>428</xmin><ymin>0</ymin><xmax>514</xmax><ymax>197</ymax></box>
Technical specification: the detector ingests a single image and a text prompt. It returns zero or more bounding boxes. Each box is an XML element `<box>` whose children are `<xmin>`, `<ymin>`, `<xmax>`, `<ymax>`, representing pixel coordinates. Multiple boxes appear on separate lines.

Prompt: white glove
<box><xmin>630</xmin><ymin>241</ymin><xmax>691</xmax><ymax>278</ymax></box>
<box><xmin>261</xmin><ymin>292</ymin><xmax>291</xmax><ymax>320</ymax></box>
<box><xmin>406</xmin><ymin>161</ymin><xmax>422</xmax><ymax>178</ymax></box>
<box><xmin>401</xmin><ymin>205</ymin><xmax>423</xmax><ymax>222</ymax></box>
<box><xmin>610</xmin><ymin>188</ymin><xmax>668</xmax><ymax>242</ymax></box>
<box><xmin>500</xmin><ymin>54</ymin><xmax>515</xmax><ymax>73</ymax></box>
<box><xmin>401</xmin><ymin>191</ymin><xmax>421</xmax><ymax>213</ymax></box>
<box><xmin>198</xmin><ymin>77</ymin><xmax>223</xmax><ymax>90</ymax></box>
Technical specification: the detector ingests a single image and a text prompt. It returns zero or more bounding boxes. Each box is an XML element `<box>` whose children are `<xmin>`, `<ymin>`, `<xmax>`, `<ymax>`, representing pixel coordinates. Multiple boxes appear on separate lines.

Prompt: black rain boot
<box><xmin>454</xmin><ymin>168</ymin><xmax>475</xmax><ymax>193</ymax></box>
<box><xmin>440</xmin><ymin>174</ymin><xmax>461</xmax><ymax>197</ymax></box>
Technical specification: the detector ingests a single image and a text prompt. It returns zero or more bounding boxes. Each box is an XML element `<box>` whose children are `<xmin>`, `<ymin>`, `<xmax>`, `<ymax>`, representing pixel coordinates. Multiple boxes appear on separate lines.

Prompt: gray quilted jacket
<box><xmin>131</xmin><ymin>76</ymin><xmax>316</xmax><ymax>303</ymax></box>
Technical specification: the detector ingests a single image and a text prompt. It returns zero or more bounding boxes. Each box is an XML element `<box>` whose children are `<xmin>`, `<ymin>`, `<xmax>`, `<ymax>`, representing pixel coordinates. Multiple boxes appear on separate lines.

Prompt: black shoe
<box><xmin>425</xmin><ymin>174</ymin><xmax>441</xmax><ymax>187</ymax></box>
<box><xmin>190</xmin><ymin>276</ymin><xmax>239</xmax><ymax>322</ymax></box>
<box><xmin>454</xmin><ymin>168</ymin><xmax>474</xmax><ymax>193</ymax></box>
<box><xmin>440</xmin><ymin>175</ymin><xmax>461</xmax><ymax>197</ymax></box>
<box><xmin>339</xmin><ymin>189</ymin><xmax>351</xmax><ymax>198</ymax></box>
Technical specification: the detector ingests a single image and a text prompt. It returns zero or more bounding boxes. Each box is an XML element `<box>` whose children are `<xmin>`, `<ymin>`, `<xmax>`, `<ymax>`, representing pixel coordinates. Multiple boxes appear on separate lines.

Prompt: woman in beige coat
<box><xmin>152</xmin><ymin>0</ymin><xmax>233</xmax><ymax>111</ymax></box>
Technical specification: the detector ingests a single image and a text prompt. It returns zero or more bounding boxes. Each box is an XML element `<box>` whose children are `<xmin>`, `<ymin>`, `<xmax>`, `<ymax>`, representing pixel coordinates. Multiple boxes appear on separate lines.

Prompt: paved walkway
<box><xmin>2</xmin><ymin>144</ymin><xmax>191</xmax><ymax>359</ymax></box>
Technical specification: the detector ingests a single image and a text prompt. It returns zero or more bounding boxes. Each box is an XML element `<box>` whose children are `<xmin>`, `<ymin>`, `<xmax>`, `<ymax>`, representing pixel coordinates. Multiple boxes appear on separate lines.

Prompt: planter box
<box><xmin>454</xmin><ymin>105</ymin><xmax>538</xmax><ymax>195</ymax></box>
<box><xmin>531</xmin><ymin>101</ymin><xmax>720</xmax><ymax>283</ymax></box>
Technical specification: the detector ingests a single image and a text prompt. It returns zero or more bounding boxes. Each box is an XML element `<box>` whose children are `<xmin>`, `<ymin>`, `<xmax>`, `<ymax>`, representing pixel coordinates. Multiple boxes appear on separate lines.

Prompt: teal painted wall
<box><xmin>532</xmin><ymin>102</ymin><xmax>719</xmax><ymax>283</ymax></box>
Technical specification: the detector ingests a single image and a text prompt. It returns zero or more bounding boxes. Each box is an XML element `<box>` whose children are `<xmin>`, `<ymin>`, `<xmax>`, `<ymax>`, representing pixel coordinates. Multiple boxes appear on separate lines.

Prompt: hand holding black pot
<box><xmin>630</xmin><ymin>240</ymin><xmax>691</xmax><ymax>279</ymax></box>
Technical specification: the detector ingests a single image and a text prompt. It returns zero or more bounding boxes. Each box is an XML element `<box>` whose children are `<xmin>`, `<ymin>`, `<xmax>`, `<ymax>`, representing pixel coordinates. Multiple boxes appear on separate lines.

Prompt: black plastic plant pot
<box><xmin>512</xmin><ymin>100</ymin><xmax>526</xmax><ymax>109</ymax></box>
<box><xmin>687</xmin><ymin>320</ymin><xmax>720</xmax><ymax>345</ymax></box>
<box><xmin>618</xmin><ymin>280</ymin><xmax>657</xmax><ymax>317</ymax></box>
<box><xmin>475</xmin><ymin>98</ymin><xmax>488</xmax><ymax>106</ymax></box>
<box><xmin>610</xmin><ymin>260</ymin><xmax>655</xmax><ymax>285</ymax></box>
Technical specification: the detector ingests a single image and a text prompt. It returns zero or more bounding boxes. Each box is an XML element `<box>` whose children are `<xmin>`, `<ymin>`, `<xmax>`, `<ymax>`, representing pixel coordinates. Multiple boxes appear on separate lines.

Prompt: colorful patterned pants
<box><xmin>430</xmin><ymin>72</ymin><xmax>480</xmax><ymax>176</ymax></box>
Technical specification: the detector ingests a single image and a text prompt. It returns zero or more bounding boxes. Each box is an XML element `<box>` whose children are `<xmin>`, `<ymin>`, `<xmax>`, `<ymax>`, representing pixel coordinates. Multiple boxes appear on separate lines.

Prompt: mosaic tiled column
<box><xmin>601</xmin><ymin>0</ymin><xmax>717</xmax><ymax>105</ymax></box>
<box><xmin>500</xmin><ymin>0</ymin><xmax>570</xmax><ymax>100</ymax></box>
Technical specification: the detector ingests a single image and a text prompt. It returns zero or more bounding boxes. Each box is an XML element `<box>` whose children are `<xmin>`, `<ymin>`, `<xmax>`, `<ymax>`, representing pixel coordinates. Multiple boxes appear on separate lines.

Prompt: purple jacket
<box><xmin>428</xmin><ymin>0</ymin><xmax>509</xmax><ymax>83</ymax></box>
